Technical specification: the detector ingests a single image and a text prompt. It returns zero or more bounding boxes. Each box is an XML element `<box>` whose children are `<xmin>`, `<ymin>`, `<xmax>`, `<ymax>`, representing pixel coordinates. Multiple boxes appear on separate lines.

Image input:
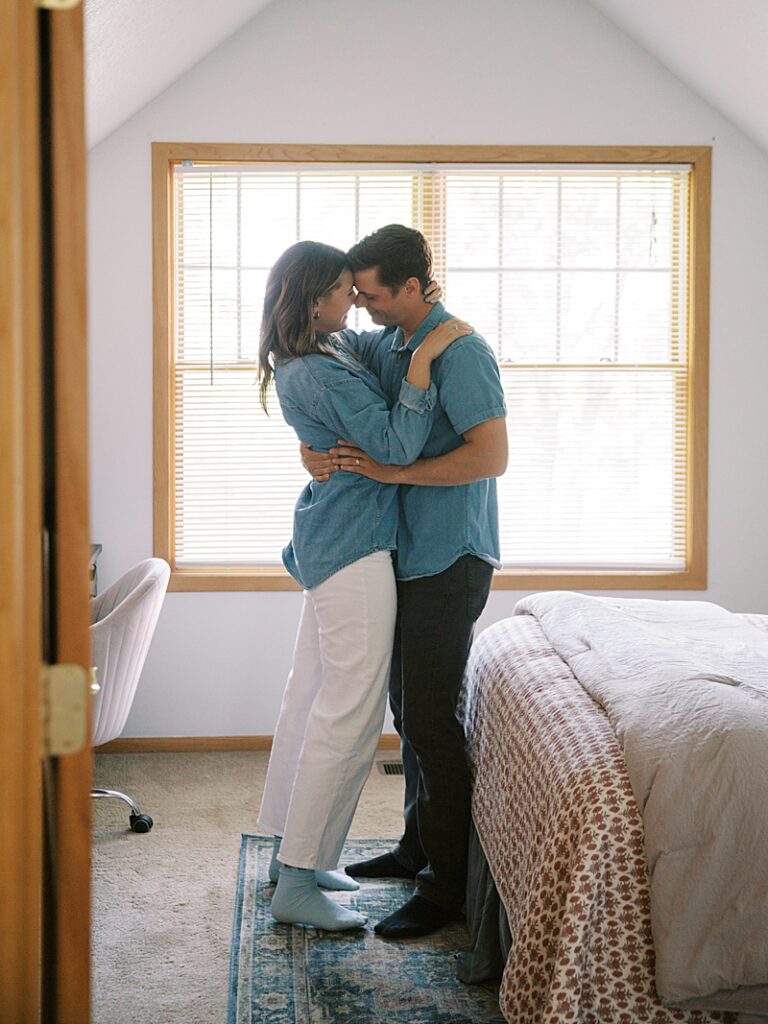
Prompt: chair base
<box><xmin>92</xmin><ymin>788</ymin><xmax>154</xmax><ymax>833</ymax></box>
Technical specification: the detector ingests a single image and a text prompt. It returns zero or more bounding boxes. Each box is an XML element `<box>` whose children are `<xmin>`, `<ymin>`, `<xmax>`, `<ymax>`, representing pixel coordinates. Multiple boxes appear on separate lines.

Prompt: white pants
<box><xmin>257</xmin><ymin>550</ymin><xmax>397</xmax><ymax>870</ymax></box>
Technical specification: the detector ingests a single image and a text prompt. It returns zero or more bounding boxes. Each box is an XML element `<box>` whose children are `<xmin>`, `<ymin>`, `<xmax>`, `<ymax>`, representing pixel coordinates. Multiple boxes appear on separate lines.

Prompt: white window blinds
<box><xmin>171</xmin><ymin>162</ymin><xmax>691</xmax><ymax>571</ymax></box>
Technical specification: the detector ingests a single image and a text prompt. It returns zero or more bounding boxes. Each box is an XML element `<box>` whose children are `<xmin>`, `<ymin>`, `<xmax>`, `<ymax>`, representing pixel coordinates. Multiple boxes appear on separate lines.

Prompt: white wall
<box><xmin>88</xmin><ymin>0</ymin><xmax>768</xmax><ymax>738</ymax></box>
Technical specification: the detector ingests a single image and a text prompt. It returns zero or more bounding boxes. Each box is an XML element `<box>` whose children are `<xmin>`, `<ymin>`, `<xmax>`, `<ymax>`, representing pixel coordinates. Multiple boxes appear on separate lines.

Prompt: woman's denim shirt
<box><xmin>275</xmin><ymin>339</ymin><xmax>436</xmax><ymax>589</ymax></box>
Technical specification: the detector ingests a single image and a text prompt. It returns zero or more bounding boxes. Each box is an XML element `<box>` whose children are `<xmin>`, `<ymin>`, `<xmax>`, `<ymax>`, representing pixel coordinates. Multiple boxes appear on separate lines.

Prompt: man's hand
<box><xmin>424</xmin><ymin>279</ymin><xmax>442</xmax><ymax>304</ymax></box>
<box><xmin>331</xmin><ymin>440</ymin><xmax>403</xmax><ymax>484</ymax></box>
<box><xmin>300</xmin><ymin>443</ymin><xmax>336</xmax><ymax>482</ymax></box>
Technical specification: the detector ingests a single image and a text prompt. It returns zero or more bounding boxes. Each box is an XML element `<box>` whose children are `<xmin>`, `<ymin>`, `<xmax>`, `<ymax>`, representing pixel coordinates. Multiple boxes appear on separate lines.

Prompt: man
<box><xmin>303</xmin><ymin>224</ymin><xmax>507</xmax><ymax>937</ymax></box>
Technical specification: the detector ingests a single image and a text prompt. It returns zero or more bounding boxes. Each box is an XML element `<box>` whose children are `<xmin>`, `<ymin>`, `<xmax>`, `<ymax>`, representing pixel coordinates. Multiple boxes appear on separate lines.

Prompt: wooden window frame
<box><xmin>152</xmin><ymin>143</ymin><xmax>710</xmax><ymax>593</ymax></box>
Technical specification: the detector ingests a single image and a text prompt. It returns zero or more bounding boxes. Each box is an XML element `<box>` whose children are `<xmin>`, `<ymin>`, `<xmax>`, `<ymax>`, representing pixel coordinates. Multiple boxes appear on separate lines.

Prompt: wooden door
<box><xmin>1</xmin><ymin>1</ymin><xmax>45</xmax><ymax>1018</ymax></box>
<box><xmin>0</xmin><ymin>1</ymin><xmax>91</xmax><ymax>1021</ymax></box>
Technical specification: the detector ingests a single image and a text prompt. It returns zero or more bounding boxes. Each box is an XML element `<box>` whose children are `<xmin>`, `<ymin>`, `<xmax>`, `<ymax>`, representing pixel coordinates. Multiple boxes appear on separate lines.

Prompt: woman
<box><xmin>256</xmin><ymin>241</ymin><xmax>470</xmax><ymax>930</ymax></box>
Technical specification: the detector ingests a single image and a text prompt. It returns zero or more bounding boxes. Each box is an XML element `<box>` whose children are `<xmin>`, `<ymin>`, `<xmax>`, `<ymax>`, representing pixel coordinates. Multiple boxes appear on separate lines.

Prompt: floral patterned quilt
<box><xmin>462</xmin><ymin>613</ymin><xmax>767</xmax><ymax>1024</ymax></box>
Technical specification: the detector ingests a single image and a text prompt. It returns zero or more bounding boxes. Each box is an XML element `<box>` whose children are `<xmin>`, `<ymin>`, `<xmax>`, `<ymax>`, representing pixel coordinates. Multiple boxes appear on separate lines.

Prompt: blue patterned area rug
<box><xmin>228</xmin><ymin>835</ymin><xmax>505</xmax><ymax>1024</ymax></box>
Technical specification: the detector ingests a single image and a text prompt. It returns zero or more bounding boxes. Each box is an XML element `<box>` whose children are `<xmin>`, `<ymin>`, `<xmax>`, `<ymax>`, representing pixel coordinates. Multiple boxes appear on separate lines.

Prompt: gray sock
<box><xmin>268</xmin><ymin>836</ymin><xmax>360</xmax><ymax>891</ymax></box>
<box><xmin>271</xmin><ymin>866</ymin><xmax>367</xmax><ymax>931</ymax></box>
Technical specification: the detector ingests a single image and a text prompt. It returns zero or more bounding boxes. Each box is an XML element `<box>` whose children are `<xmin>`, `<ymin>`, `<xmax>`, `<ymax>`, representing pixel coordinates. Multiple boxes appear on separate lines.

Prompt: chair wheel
<box><xmin>129</xmin><ymin>813</ymin><xmax>153</xmax><ymax>833</ymax></box>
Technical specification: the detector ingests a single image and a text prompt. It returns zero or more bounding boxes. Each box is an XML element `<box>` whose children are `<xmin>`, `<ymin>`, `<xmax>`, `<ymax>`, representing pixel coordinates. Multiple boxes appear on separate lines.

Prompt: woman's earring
<box><xmin>312</xmin><ymin>312</ymin><xmax>320</xmax><ymax>320</ymax></box>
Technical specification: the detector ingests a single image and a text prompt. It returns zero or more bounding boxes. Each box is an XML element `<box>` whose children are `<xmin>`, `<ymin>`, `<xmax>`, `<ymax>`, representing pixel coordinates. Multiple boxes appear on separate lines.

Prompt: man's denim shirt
<box><xmin>275</xmin><ymin>338</ymin><xmax>436</xmax><ymax>590</ymax></box>
<box><xmin>341</xmin><ymin>303</ymin><xmax>507</xmax><ymax>581</ymax></box>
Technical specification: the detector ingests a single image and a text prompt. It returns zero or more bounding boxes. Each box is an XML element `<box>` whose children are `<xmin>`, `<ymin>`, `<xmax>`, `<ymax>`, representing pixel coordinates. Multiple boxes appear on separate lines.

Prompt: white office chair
<box><xmin>91</xmin><ymin>557</ymin><xmax>170</xmax><ymax>833</ymax></box>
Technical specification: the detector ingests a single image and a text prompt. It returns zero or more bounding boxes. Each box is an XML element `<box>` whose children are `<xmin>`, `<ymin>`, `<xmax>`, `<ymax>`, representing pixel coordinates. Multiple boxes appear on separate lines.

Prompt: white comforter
<box><xmin>515</xmin><ymin>592</ymin><xmax>768</xmax><ymax>1014</ymax></box>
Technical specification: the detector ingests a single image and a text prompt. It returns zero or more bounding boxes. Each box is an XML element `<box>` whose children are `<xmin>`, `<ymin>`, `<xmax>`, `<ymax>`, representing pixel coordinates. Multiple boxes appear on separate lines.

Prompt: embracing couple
<box><xmin>256</xmin><ymin>224</ymin><xmax>507</xmax><ymax>938</ymax></box>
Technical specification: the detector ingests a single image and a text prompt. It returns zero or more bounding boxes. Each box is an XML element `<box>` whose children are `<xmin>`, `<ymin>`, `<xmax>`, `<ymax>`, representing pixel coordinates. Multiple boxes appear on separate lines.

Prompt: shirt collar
<box><xmin>388</xmin><ymin>302</ymin><xmax>447</xmax><ymax>353</ymax></box>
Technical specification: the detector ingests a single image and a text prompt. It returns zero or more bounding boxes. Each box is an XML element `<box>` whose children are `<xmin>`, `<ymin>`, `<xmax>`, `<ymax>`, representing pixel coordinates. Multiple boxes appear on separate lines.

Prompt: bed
<box><xmin>459</xmin><ymin>594</ymin><xmax>768</xmax><ymax>1024</ymax></box>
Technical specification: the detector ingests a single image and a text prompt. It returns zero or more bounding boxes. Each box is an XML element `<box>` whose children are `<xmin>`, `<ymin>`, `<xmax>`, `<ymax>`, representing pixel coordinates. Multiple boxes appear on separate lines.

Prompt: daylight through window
<box><xmin>157</xmin><ymin>148</ymin><xmax>707</xmax><ymax>589</ymax></box>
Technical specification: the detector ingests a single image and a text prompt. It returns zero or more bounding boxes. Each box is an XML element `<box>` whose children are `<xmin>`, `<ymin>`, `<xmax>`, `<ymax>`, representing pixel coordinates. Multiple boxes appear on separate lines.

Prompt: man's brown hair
<box><xmin>347</xmin><ymin>224</ymin><xmax>432</xmax><ymax>293</ymax></box>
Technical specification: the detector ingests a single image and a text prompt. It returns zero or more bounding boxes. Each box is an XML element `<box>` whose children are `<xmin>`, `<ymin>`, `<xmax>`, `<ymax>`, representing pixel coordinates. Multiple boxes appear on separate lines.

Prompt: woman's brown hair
<box><xmin>258</xmin><ymin>241</ymin><xmax>348</xmax><ymax>411</ymax></box>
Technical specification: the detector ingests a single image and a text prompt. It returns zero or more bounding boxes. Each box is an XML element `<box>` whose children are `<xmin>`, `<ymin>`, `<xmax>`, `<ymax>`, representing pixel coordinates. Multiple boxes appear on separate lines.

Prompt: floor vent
<box><xmin>378</xmin><ymin>761</ymin><xmax>404</xmax><ymax>776</ymax></box>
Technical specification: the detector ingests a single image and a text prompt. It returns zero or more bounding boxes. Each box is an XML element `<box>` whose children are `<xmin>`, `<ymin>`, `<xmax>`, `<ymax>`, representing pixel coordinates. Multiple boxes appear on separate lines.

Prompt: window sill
<box><xmin>492</xmin><ymin>568</ymin><xmax>706</xmax><ymax>591</ymax></box>
<box><xmin>168</xmin><ymin>569</ymin><xmax>300</xmax><ymax>592</ymax></box>
<box><xmin>167</xmin><ymin>566</ymin><xmax>706</xmax><ymax>592</ymax></box>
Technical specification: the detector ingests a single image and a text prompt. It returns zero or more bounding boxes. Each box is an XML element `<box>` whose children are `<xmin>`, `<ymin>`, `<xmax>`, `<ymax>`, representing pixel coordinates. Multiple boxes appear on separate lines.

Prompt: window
<box><xmin>153</xmin><ymin>145</ymin><xmax>710</xmax><ymax>591</ymax></box>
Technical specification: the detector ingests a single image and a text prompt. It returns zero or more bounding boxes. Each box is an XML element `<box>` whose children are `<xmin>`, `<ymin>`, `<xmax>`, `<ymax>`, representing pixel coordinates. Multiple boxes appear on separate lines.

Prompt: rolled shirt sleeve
<box><xmin>398</xmin><ymin>377</ymin><xmax>437</xmax><ymax>414</ymax></box>
<box><xmin>433</xmin><ymin>338</ymin><xmax>507</xmax><ymax>436</ymax></box>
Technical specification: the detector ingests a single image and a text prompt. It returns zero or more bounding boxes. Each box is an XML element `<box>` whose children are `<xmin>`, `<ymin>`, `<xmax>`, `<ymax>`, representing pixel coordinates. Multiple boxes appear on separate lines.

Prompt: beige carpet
<box><xmin>92</xmin><ymin>750</ymin><xmax>405</xmax><ymax>1024</ymax></box>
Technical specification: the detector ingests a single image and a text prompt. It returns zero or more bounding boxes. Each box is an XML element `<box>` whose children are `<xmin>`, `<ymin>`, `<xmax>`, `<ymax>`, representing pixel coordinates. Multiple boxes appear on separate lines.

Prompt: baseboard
<box><xmin>95</xmin><ymin>733</ymin><xmax>402</xmax><ymax>754</ymax></box>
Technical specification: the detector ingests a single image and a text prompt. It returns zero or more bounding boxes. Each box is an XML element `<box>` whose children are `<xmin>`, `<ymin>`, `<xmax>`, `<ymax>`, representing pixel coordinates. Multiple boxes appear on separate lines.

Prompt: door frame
<box><xmin>0</xmin><ymin>2</ymin><xmax>92</xmax><ymax>1021</ymax></box>
<box><xmin>0</xmin><ymin>1</ymin><xmax>45</xmax><ymax>1019</ymax></box>
<box><xmin>45</xmin><ymin>5</ymin><xmax>92</xmax><ymax>1021</ymax></box>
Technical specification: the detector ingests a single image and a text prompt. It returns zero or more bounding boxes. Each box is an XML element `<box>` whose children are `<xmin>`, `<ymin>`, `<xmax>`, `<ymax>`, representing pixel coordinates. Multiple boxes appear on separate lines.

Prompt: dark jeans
<box><xmin>389</xmin><ymin>554</ymin><xmax>494</xmax><ymax>911</ymax></box>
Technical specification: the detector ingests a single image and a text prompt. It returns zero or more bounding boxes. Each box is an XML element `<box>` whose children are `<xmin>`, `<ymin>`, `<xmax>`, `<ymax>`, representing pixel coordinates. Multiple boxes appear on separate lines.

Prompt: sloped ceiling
<box><xmin>84</xmin><ymin>0</ymin><xmax>768</xmax><ymax>155</ymax></box>
<box><xmin>84</xmin><ymin>0</ymin><xmax>277</xmax><ymax>148</ymax></box>
<box><xmin>585</xmin><ymin>0</ymin><xmax>768</xmax><ymax>153</ymax></box>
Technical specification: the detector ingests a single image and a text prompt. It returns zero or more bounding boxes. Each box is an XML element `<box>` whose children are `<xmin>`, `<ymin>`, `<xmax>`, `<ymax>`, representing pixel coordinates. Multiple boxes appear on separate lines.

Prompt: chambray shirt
<box><xmin>275</xmin><ymin>338</ymin><xmax>436</xmax><ymax>590</ymax></box>
<box><xmin>341</xmin><ymin>303</ymin><xmax>506</xmax><ymax>580</ymax></box>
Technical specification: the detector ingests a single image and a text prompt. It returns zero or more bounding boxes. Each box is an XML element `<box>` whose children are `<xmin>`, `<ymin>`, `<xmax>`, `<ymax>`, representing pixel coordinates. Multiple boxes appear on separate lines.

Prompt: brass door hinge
<box><xmin>42</xmin><ymin>663</ymin><xmax>88</xmax><ymax>756</ymax></box>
